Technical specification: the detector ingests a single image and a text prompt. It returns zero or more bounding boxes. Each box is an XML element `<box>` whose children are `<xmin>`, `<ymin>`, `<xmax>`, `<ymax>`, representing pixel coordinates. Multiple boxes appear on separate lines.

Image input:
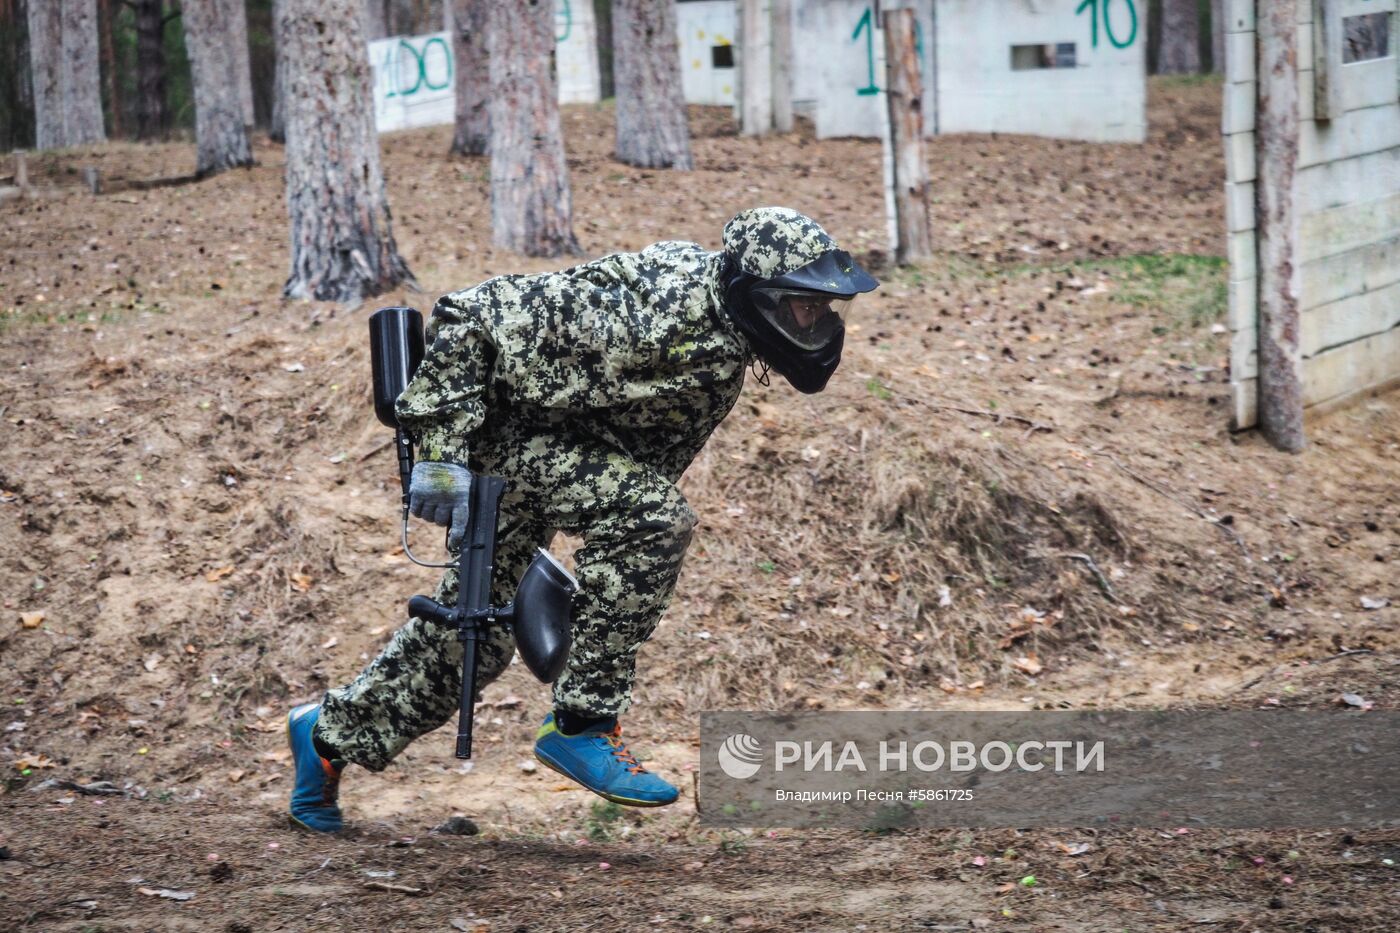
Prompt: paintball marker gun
<box><xmin>369</xmin><ymin>306</ymin><xmax>576</xmax><ymax>759</ymax></box>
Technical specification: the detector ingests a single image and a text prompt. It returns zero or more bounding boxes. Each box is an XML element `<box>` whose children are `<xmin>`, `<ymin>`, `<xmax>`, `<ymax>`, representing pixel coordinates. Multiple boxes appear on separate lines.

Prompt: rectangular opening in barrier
<box><xmin>712</xmin><ymin>44</ymin><xmax>735</xmax><ymax>69</ymax></box>
<box><xmin>1343</xmin><ymin>12</ymin><xmax>1391</xmax><ymax>63</ymax></box>
<box><xmin>1010</xmin><ymin>43</ymin><xmax>1077</xmax><ymax>71</ymax></box>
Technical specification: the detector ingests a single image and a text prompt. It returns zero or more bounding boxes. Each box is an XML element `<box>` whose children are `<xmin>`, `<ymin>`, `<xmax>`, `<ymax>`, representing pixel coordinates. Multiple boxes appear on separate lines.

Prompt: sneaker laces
<box><xmin>602</xmin><ymin>725</ymin><xmax>646</xmax><ymax>775</ymax></box>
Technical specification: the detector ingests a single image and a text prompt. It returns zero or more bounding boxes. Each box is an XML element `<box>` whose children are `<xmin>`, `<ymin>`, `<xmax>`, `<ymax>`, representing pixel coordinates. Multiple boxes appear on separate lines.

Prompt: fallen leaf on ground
<box><xmin>289</xmin><ymin>572</ymin><xmax>313</xmax><ymax>592</ymax></box>
<box><xmin>204</xmin><ymin>566</ymin><xmax>235</xmax><ymax>583</ymax></box>
<box><xmin>19</xmin><ymin>611</ymin><xmax>44</xmax><ymax>628</ymax></box>
<box><xmin>999</xmin><ymin>627</ymin><xmax>1032</xmax><ymax>649</ymax></box>
<box><xmin>16</xmin><ymin>753</ymin><xmax>56</xmax><ymax>770</ymax></box>
<box><xmin>138</xmin><ymin>887</ymin><xmax>194</xmax><ymax>901</ymax></box>
<box><xmin>1013</xmin><ymin>655</ymin><xmax>1043</xmax><ymax>676</ymax></box>
<box><xmin>143</xmin><ymin>654</ymin><xmax>162</xmax><ymax>672</ymax></box>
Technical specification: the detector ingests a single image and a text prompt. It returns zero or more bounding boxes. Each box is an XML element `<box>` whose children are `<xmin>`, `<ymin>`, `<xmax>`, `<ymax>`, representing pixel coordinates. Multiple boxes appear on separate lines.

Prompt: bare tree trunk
<box><xmin>1158</xmin><ymin>0</ymin><xmax>1202</xmax><ymax>74</ymax></box>
<box><xmin>99</xmin><ymin>0</ymin><xmax>120</xmax><ymax>137</ymax></box>
<box><xmin>449</xmin><ymin>0</ymin><xmax>489</xmax><ymax>156</ymax></box>
<box><xmin>1210</xmin><ymin>0</ymin><xmax>1225</xmax><ymax>72</ymax></box>
<box><xmin>738</xmin><ymin>0</ymin><xmax>771</xmax><ymax>135</ymax></box>
<box><xmin>770</xmin><ymin>0</ymin><xmax>792</xmax><ymax>133</ymax></box>
<box><xmin>268</xmin><ymin>0</ymin><xmax>285</xmax><ymax>142</ymax></box>
<box><xmin>1255</xmin><ymin>0</ymin><xmax>1304</xmax><ymax>451</ymax></box>
<box><xmin>593</xmin><ymin>0</ymin><xmax>613</xmax><ymax>99</ymax></box>
<box><xmin>227</xmin><ymin>0</ymin><xmax>255</xmax><ymax>127</ymax></box>
<box><xmin>364</xmin><ymin>0</ymin><xmax>388</xmax><ymax>39</ymax></box>
<box><xmin>132</xmin><ymin>0</ymin><xmax>170</xmax><ymax>139</ymax></box>
<box><xmin>487</xmin><ymin>0</ymin><xmax>579</xmax><ymax>257</ymax></box>
<box><xmin>883</xmin><ymin>8</ymin><xmax>930</xmax><ymax>265</ymax></box>
<box><xmin>13</xmin><ymin>0</ymin><xmax>36</xmax><ymax>150</ymax></box>
<box><xmin>280</xmin><ymin>0</ymin><xmax>414</xmax><ymax>302</ymax></box>
<box><xmin>182</xmin><ymin>0</ymin><xmax>253</xmax><ymax>174</ymax></box>
<box><xmin>29</xmin><ymin>0</ymin><xmax>105</xmax><ymax>148</ymax></box>
<box><xmin>612</xmin><ymin>0</ymin><xmax>690</xmax><ymax>169</ymax></box>
<box><xmin>61</xmin><ymin>0</ymin><xmax>104</xmax><ymax>142</ymax></box>
<box><xmin>388</xmin><ymin>0</ymin><xmax>413</xmax><ymax>34</ymax></box>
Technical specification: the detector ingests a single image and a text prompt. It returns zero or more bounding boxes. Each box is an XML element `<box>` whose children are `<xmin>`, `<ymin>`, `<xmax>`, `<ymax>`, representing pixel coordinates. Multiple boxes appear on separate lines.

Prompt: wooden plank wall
<box><xmin>1224</xmin><ymin>0</ymin><xmax>1400</xmax><ymax>428</ymax></box>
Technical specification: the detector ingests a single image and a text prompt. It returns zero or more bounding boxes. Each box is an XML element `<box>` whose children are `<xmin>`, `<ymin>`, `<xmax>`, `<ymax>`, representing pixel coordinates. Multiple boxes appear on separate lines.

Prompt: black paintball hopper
<box><xmin>508</xmin><ymin>549</ymin><xmax>577</xmax><ymax>682</ymax></box>
<box><xmin>406</xmin><ymin>548</ymin><xmax>576</xmax><ymax>685</ymax></box>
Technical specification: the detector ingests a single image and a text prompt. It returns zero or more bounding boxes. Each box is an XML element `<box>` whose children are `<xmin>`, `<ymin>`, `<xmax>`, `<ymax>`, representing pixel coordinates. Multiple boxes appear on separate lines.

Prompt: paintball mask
<box><xmin>724</xmin><ymin>248</ymin><xmax>879</xmax><ymax>393</ymax></box>
<box><xmin>720</xmin><ymin>207</ymin><xmax>879</xmax><ymax>393</ymax></box>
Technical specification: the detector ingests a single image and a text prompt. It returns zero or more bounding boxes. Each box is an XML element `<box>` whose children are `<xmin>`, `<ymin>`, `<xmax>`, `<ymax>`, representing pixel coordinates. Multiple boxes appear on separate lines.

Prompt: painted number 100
<box><xmin>1075</xmin><ymin>0</ymin><xmax>1139</xmax><ymax>49</ymax></box>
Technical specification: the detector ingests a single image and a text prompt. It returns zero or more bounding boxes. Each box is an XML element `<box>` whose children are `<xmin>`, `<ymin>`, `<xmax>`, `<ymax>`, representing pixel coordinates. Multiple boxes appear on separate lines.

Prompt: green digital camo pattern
<box><xmin>721</xmin><ymin>207</ymin><xmax>837</xmax><ymax>280</ymax></box>
<box><xmin>317</xmin><ymin>209</ymin><xmax>843</xmax><ymax>771</ymax></box>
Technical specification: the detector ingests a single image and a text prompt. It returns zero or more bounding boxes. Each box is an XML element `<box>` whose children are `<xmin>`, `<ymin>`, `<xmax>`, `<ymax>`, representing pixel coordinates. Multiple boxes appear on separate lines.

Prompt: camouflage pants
<box><xmin>317</xmin><ymin>426</ymin><xmax>696</xmax><ymax>772</ymax></box>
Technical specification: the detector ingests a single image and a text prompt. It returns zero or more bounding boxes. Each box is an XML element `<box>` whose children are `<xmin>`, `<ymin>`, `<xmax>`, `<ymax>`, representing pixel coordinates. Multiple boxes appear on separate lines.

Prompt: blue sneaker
<box><xmin>287</xmin><ymin>703</ymin><xmax>344</xmax><ymax>833</ymax></box>
<box><xmin>534</xmin><ymin>713</ymin><xmax>679</xmax><ymax>807</ymax></box>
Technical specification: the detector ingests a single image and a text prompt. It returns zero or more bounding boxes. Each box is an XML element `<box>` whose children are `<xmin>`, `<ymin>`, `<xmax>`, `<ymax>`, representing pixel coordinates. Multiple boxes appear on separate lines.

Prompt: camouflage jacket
<box><xmin>395</xmin><ymin>241</ymin><xmax>749</xmax><ymax>482</ymax></box>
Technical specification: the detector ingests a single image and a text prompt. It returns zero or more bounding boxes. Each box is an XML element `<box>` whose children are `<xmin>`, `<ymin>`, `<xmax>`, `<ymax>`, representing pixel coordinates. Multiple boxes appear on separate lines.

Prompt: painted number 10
<box><xmin>1075</xmin><ymin>0</ymin><xmax>1139</xmax><ymax>49</ymax></box>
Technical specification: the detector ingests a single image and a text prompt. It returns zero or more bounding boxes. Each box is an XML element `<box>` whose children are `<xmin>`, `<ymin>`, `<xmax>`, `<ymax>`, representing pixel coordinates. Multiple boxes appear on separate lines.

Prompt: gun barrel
<box><xmin>451</xmin><ymin>474</ymin><xmax>508</xmax><ymax>759</ymax></box>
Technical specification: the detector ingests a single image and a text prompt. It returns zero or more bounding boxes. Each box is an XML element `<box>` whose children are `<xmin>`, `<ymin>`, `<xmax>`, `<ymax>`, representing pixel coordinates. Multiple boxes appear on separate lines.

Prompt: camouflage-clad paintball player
<box><xmin>287</xmin><ymin>207</ymin><xmax>878</xmax><ymax>832</ymax></box>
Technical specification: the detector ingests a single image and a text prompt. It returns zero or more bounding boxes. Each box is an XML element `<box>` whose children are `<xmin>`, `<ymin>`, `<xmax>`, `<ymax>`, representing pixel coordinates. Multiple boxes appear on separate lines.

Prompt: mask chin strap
<box><xmin>748</xmin><ymin>357</ymin><xmax>771</xmax><ymax>386</ymax></box>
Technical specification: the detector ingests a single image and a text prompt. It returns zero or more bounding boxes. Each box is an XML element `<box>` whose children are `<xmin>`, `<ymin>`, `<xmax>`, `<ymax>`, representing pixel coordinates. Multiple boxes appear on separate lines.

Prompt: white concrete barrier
<box><xmin>1225</xmin><ymin>0</ymin><xmax>1400</xmax><ymax>426</ymax></box>
<box><xmin>557</xmin><ymin>0</ymin><xmax>602</xmax><ymax>104</ymax></box>
<box><xmin>370</xmin><ymin>31</ymin><xmax>455</xmax><ymax>133</ymax></box>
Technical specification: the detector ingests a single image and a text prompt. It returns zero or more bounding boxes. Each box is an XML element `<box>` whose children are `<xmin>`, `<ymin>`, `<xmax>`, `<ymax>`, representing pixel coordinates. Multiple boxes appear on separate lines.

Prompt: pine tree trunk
<box><xmin>1158</xmin><ymin>0</ymin><xmax>1202</xmax><ymax>74</ymax></box>
<box><xmin>738</xmin><ymin>0</ymin><xmax>771</xmax><ymax>135</ymax></box>
<box><xmin>1255</xmin><ymin>0</ymin><xmax>1304</xmax><ymax>451</ymax></box>
<box><xmin>449</xmin><ymin>0</ymin><xmax>489</xmax><ymax>156</ymax></box>
<box><xmin>593</xmin><ymin>0</ymin><xmax>614</xmax><ymax>99</ymax></box>
<box><xmin>182</xmin><ymin>0</ymin><xmax>253</xmax><ymax>174</ymax></box>
<box><xmin>770</xmin><ymin>0</ymin><xmax>792</xmax><ymax>133</ymax></box>
<box><xmin>61</xmin><ymin>0</ymin><xmax>104</xmax><ymax>142</ymax></box>
<box><xmin>17</xmin><ymin>0</ymin><xmax>36</xmax><ymax>145</ymax></box>
<box><xmin>29</xmin><ymin>0</ymin><xmax>105</xmax><ymax>148</ymax></box>
<box><xmin>1210</xmin><ymin>0</ymin><xmax>1225</xmax><ymax>72</ymax></box>
<box><xmin>389</xmin><ymin>0</ymin><xmax>413</xmax><ymax>34</ymax></box>
<box><xmin>132</xmin><ymin>0</ymin><xmax>169</xmax><ymax>139</ymax></box>
<box><xmin>269</xmin><ymin>0</ymin><xmax>285</xmax><ymax>142</ymax></box>
<box><xmin>280</xmin><ymin>0</ymin><xmax>414</xmax><ymax>302</ymax></box>
<box><xmin>364</xmin><ymin>0</ymin><xmax>388</xmax><ymax>39</ymax></box>
<box><xmin>884</xmin><ymin>8</ymin><xmax>930</xmax><ymax>265</ymax></box>
<box><xmin>488</xmin><ymin>0</ymin><xmax>579</xmax><ymax>257</ymax></box>
<box><xmin>612</xmin><ymin>0</ymin><xmax>690</xmax><ymax>169</ymax></box>
<box><xmin>99</xmin><ymin>0</ymin><xmax>121</xmax><ymax>137</ymax></box>
<box><xmin>227</xmin><ymin>0</ymin><xmax>255</xmax><ymax>127</ymax></box>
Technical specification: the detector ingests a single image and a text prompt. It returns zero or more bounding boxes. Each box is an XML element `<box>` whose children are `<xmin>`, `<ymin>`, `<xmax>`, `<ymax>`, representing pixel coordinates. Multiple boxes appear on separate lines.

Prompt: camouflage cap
<box><xmin>722</xmin><ymin>207</ymin><xmax>839</xmax><ymax>280</ymax></box>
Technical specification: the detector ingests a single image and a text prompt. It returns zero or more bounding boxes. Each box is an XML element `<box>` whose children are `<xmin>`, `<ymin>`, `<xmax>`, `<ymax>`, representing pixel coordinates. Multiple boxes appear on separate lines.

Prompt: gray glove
<box><xmin>409</xmin><ymin>461</ymin><xmax>473</xmax><ymax>550</ymax></box>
